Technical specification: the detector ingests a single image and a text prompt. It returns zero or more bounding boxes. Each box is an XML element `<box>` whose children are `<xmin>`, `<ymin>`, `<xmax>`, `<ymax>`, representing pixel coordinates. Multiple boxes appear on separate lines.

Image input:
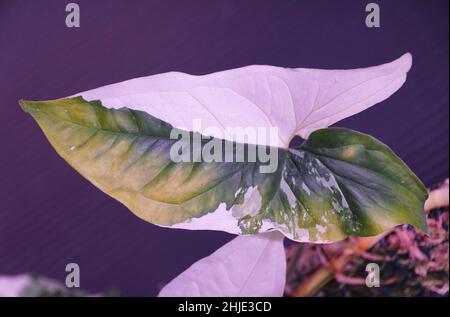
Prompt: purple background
<box><xmin>0</xmin><ymin>0</ymin><xmax>448</xmax><ymax>296</ymax></box>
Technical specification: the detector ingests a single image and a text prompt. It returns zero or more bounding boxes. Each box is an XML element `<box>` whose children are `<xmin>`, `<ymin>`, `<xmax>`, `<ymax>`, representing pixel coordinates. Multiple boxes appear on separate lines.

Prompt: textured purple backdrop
<box><xmin>0</xmin><ymin>0</ymin><xmax>448</xmax><ymax>296</ymax></box>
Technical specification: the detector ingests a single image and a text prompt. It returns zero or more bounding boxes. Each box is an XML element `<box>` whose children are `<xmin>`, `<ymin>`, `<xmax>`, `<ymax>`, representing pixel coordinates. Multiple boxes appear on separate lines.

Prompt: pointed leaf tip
<box><xmin>19</xmin><ymin>99</ymin><xmax>27</xmax><ymax>111</ymax></box>
<box><xmin>19</xmin><ymin>99</ymin><xmax>42</xmax><ymax>115</ymax></box>
<box><xmin>393</xmin><ymin>52</ymin><xmax>413</xmax><ymax>73</ymax></box>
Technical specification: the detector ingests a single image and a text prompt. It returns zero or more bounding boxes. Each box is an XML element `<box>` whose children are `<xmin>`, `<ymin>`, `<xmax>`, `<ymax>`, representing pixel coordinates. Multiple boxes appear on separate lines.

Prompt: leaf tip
<box><xmin>18</xmin><ymin>99</ymin><xmax>27</xmax><ymax>110</ymax></box>
<box><xmin>396</xmin><ymin>52</ymin><xmax>413</xmax><ymax>73</ymax></box>
<box><xmin>19</xmin><ymin>99</ymin><xmax>37</xmax><ymax>114</ymax></box>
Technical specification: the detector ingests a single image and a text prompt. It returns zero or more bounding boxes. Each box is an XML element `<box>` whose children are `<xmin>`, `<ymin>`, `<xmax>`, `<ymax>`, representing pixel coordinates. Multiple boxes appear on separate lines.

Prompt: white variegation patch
<box><xmin>76</xmin><ymin>54</ymin><xmax>412</xmax><ymax>148</ymax></box>
<box><xmin>170</xmin><ymin>203</ymin><xmax>239</xmax><ymax>233</ymax></box>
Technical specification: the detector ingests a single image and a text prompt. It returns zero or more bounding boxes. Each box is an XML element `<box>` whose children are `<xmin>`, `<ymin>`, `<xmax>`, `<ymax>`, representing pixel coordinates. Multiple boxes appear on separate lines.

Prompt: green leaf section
<box><xmin>20</xmin><ymin>97</ymin><xmax>428</xmax><ymax>242</ymax></box>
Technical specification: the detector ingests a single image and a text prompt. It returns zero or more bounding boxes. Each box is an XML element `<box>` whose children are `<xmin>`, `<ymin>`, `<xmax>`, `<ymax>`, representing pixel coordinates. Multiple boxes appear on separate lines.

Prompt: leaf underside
<box><xmin>20</xmin><ymin>97</ymin><xmax>428</xmax><ymax>242</ymax></box>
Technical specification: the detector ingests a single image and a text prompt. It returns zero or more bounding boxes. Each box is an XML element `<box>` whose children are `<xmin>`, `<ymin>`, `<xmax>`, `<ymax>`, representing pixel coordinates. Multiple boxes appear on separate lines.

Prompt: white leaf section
<box><xmin>78</xmin><ymin>53</ymin><xmax>412</xmax><ymax>148</ymax></box>
<box><xmin>158</xmin><ymin>231</ymin><xmax>286</xmax><ymax>297</ymax></box>
<box><xmin>0</xmin><ymin>275</ymin><xmax>30</xmax><ymax>297</ymax></box>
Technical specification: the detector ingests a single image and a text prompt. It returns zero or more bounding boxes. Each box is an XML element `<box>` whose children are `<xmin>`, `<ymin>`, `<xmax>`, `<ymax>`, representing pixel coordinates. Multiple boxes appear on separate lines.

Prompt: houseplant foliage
<box><xmin>286</xmin><ymin>180</ymin><xmax>449</xmax><ymax>297</ymax></box>
<box><xmin>20</xmin><ymin>53</ymin><xmax>427</xmax><ymax>296</ymax></box>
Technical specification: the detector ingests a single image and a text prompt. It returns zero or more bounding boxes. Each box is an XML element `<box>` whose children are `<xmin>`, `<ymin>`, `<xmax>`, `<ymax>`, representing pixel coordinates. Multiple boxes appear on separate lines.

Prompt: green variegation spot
<box><xmin>20</xmin><ymin>97</ymin><xmax>428</xmax><ymax>242</ymax></box>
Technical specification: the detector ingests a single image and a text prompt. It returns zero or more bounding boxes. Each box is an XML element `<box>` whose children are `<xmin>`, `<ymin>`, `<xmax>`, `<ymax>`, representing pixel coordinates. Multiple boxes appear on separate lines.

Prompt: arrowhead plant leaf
<box><xmin>20</xmin><ymin>53</ymin><xmax>428</xmax><ymax>297</ymax></box>
<box><xmin>20</xmin><ymin>54</ymin><xmax>427</xmax><ymax>242</ymax></box>
<box><xmin>20</xmin><ymin>63</ymin><xmax>427</xmax><ymax>242</ymax></box>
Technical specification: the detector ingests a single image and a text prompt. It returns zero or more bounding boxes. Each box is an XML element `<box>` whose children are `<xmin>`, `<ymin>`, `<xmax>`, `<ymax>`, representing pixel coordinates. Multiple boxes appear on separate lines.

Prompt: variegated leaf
<box><xmin>20</xmin><ymin>93</ymin><xmax>427</xmax><ymax>242</ymax></box>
